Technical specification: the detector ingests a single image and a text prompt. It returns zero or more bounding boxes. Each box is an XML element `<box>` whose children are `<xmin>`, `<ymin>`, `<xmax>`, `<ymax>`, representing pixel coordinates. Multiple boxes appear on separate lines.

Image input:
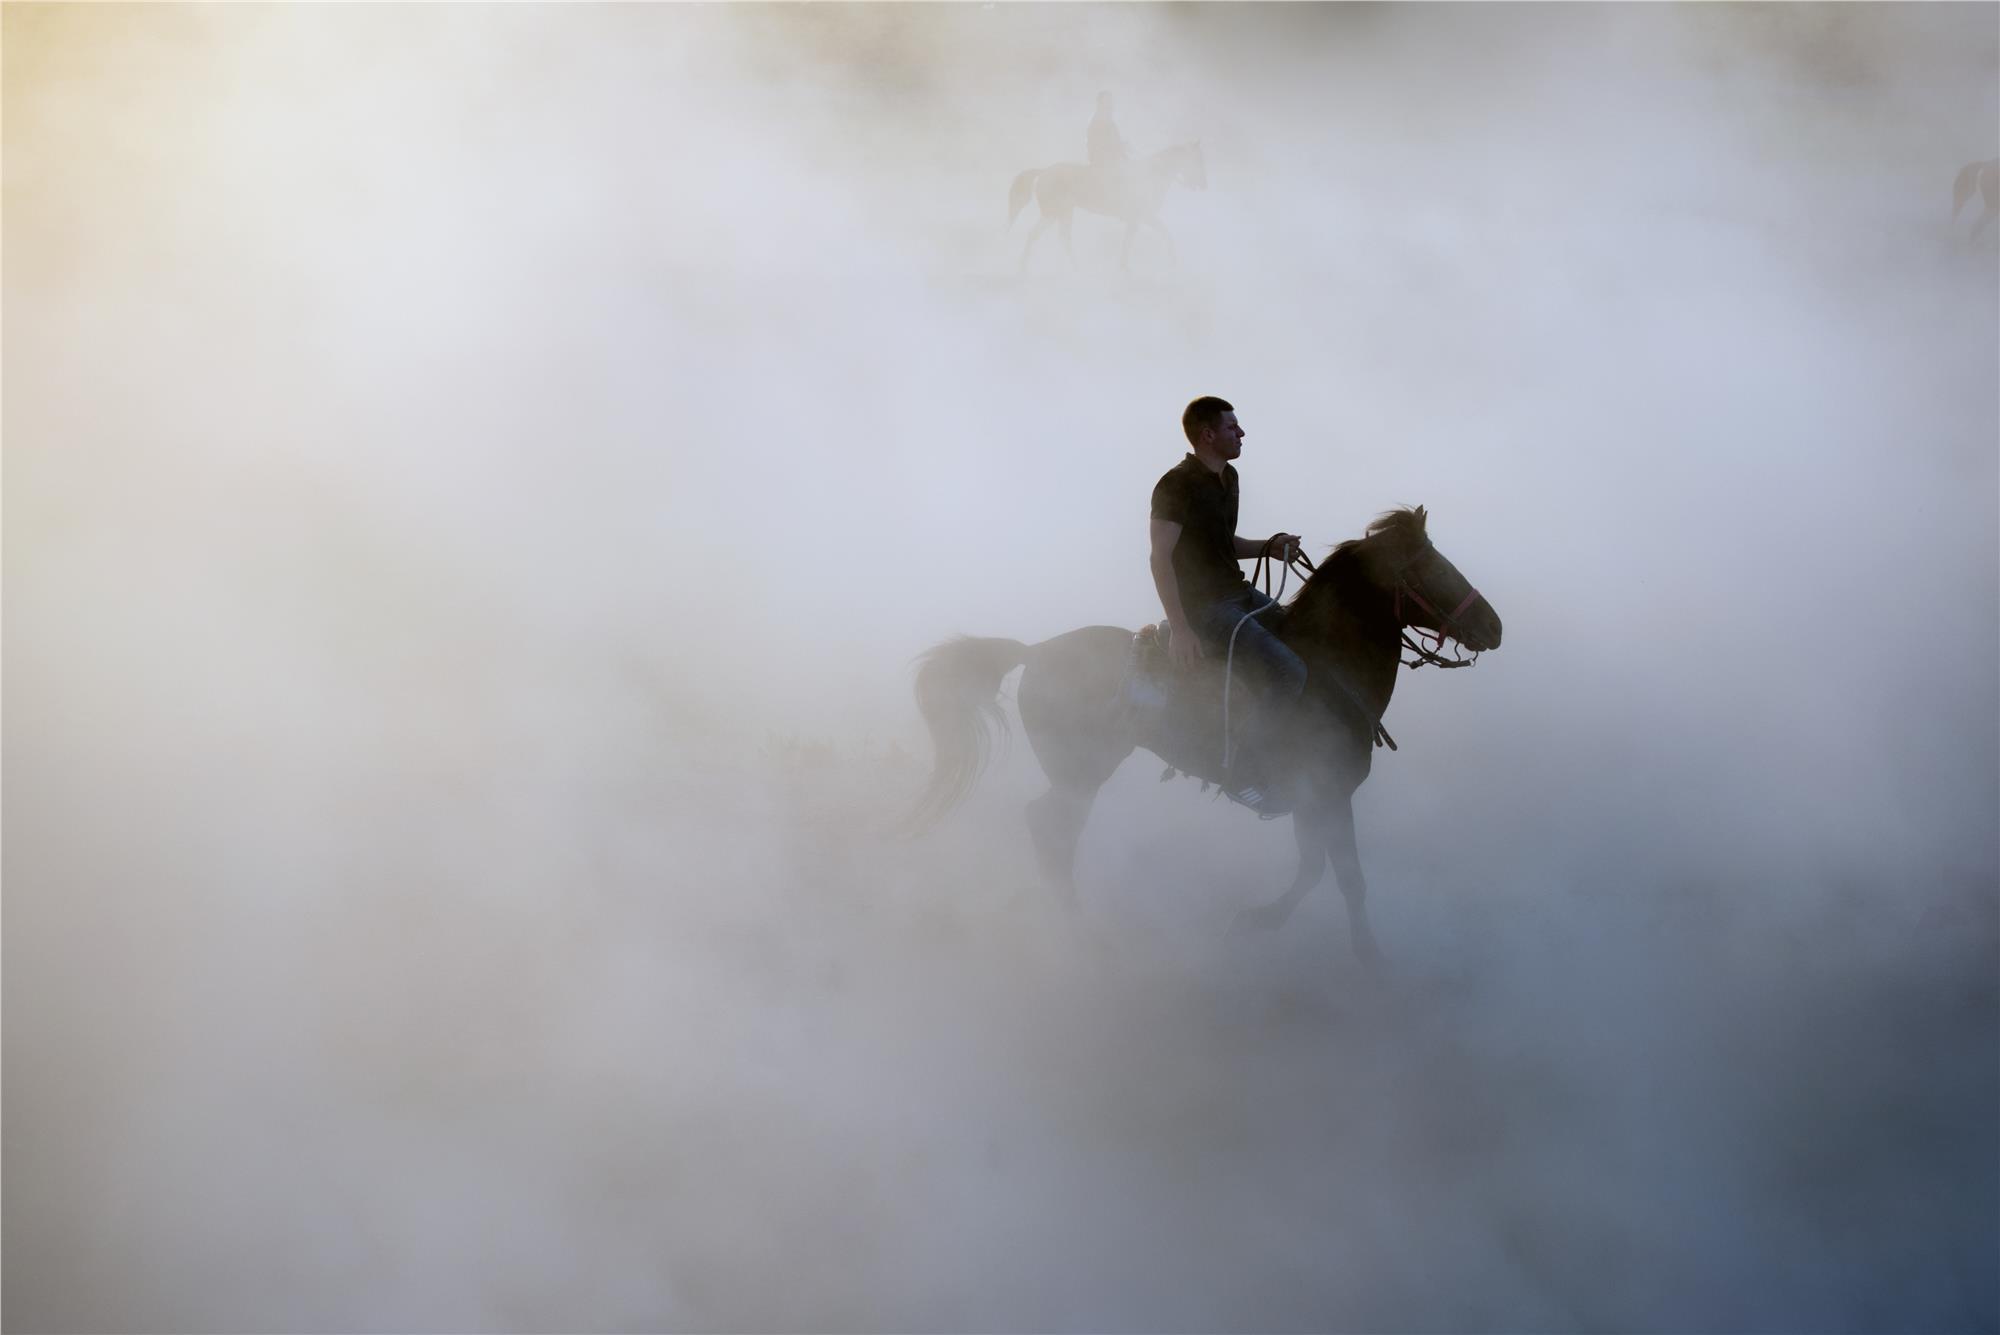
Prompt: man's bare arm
<box><xmin>1150</xmin><ymin>518</ymin><xmax>1204</xmax><ymax>666</ymax></box>
<box><xmin>1234</xmin><ymin>533</ymin><xmax>1301</xmax><ymax>560</ymax></box>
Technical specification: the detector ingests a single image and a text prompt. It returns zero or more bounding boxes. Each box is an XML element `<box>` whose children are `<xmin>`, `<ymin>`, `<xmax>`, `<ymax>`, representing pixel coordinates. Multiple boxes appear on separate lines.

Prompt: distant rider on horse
<box><xmin>1148</xmin><ymin>396</ymin><xmax>1307</xmax><ymax>815</ymax></box>
<box><xmin>1088</xmin><ymin>91</ymin><xmax>1133</xmax><ymax>170</ymax></box>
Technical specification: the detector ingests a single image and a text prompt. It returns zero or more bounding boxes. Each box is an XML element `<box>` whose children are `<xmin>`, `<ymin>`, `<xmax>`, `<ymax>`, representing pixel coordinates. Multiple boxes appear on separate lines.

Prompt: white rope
<box><xmin>1220</xmin><ymin>598</ymin><xmax>1279</xmax><ymax>776</ymax></box>
<box><xmin>1219</xmin><ymin>545</ymin><xmax>1302</xmax><ymax>778</ymax></box>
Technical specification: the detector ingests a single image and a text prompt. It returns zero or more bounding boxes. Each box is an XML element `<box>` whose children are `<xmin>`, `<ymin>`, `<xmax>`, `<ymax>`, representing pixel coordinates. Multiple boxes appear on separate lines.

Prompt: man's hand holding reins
<box><xmin>1168</xmin><ymin>622</ymin><xmax>1205</xmax><ymax>672</ymax></box>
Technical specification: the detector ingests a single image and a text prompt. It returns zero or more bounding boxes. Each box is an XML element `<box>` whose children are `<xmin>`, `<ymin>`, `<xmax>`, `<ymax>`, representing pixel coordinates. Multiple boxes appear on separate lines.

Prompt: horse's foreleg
<box><xmin>1324</xmin><ymin>797</ymin><xmax>1381</xmax><ymax>967</ymax></box>
<box><xmin>1231</xmin><ymin>802</ymin><xmax>1330</xmax><ymax>934</ymax></box>
<box><xmin>1120</xmin><ymin>222</ymin><xmax>1139</xmax><ymax>272</ymax></box>
<box><xmin>1059</xmin><ymin>214</ymin><xmax>1077</xmax><ymax>269</ymax></box>
<box><xmin>1147</xmin><ymin>219</ymin><xmax>1178</xmax><ymax>269</ymax></box>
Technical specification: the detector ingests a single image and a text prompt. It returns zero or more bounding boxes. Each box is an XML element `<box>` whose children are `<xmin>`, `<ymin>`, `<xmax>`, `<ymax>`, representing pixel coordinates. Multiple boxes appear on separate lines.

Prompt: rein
<box><xmin>1221</xmin><ymin>538</ymin><xmax>1322</xmax><ymax>772</ymax></box>
<box><xmin>1250</xmin><ymin>538</ymin><xmax>1315</xmax><ymax>600</ymax></box>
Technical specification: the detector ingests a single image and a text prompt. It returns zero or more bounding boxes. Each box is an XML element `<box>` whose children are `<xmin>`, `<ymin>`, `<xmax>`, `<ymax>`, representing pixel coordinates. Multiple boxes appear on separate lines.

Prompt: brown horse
<box><xmin>910</xmin><ymin>508</ymin><xmax>1502</xmax><ymax>964</ymax></box>
<box><xmin>1007</xmin><ymin>141</ymin><xmax>1207</xmax><ymax>273</ymax></box>
<box><xmin>1952</xmin><ymin>159</ymin><xmax>1997</xmax><ymax>243</ymax></box>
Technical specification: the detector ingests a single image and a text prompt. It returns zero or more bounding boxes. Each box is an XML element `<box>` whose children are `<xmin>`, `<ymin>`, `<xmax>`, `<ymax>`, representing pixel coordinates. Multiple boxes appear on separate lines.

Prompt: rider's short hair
<box><xmin>1182</xmin><ymin>396</ymin><xmax>1235</xmax><ymax>445</ymax></box>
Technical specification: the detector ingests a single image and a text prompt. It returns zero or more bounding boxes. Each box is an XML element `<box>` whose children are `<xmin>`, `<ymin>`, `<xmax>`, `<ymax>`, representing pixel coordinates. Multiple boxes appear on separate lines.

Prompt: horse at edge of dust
<box><xmin>907</xmin><ymin>507</ymin><xmax>1503</xmax><ymax>966</ymax></box>
<box><xmin>1952</xmin><ymin>159</ymin><xmax>1997</xmax><ymax>244</ymax></box>
<box><xmin>1007</xmin><ymin>141</ymin><xmax>1207</xmax><ymax>273</ymax></box>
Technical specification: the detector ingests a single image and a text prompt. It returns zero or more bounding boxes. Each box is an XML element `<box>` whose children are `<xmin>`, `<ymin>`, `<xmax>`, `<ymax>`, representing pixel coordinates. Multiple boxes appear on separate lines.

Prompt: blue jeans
<box><xmin>1191</xmin><ymin>589</ymin><xmax>1307</xmax><ymax>779</ymax></box>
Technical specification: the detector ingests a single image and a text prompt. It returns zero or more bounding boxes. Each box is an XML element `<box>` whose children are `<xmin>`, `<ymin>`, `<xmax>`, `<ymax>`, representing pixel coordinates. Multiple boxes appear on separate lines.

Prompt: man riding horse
<box><xmin>1149</xmin><ymin>396</ymin><xmax>1308</xmax><ymax>816</ymax></box>
<box><xmin>1088</xmin><ymin>91</ymin><xmax>1132</xmax><ymax>171</ymax></box>
<box><xmin>909</xmin><ymin>449</ymin><xmax>1502</xmax><ymax>959</ymax></box>
<box><xmin>1008</xmin><ymin>95</ymin><xmax>1203</xmax><ymax>272</ymax></box>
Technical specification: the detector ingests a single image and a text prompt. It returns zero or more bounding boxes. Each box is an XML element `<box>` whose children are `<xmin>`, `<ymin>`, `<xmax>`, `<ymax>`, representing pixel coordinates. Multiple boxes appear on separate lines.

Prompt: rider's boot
<box><xmin>1225</xmin><ymin>711</ymin><xmax>1298</xmax><ymax>819</ymax></box>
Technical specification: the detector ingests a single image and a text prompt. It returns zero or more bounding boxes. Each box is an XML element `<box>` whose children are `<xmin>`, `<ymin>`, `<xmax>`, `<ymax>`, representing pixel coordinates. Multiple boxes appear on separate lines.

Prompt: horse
<box><xmin>909</xmin><ymin>507</ymin><xmax>1502</xmax><ymax>964</ymax></box>
<box><xmin>1007</xmin><ymin>141</ymin><xmax>1207</xmax><ymax>273</ymax></box>
<box><xmin>1951</xmin><ymin>159</ymin><xmax>1997</xmax><ymax>243</ymax></box>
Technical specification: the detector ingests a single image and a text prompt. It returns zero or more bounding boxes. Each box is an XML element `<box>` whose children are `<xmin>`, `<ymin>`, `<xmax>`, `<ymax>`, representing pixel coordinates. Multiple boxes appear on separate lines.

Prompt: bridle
<box><xmin>1254</xmin><ymin>535</ymin><xmax>1483</xmax><ymax>670</ymax></box>
<box><xmin>1250</xmin><ymin>537</ymin><xmax>1314</xmax><ymax>601</ymax></box>
<box><xmin>1391</xmin><ymin>542</ymin><xmax>1484</xmax><ymax>670</ymax></box>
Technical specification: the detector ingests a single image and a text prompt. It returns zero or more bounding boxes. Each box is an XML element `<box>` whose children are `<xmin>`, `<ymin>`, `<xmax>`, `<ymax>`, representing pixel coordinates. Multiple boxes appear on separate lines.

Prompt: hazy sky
<box><xmin>7</xmin><ymin>5</ymin><xmax>1996</xmax><ymax>1332</ymax></box>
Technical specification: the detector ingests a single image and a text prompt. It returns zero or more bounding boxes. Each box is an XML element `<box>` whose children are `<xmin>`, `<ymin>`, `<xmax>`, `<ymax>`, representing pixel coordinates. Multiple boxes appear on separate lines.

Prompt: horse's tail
<box><xmin>908</xmin><ymin>635</ymin><xmax>1029</xmax><ymax>830</ymax></box>
<box><xmin>1007</xmin><ymin>168</ymin><xmax>1041</xmax><ymax>229</ymax></box>
<box><xmin>1953</xmin><ymin>161</ymin><xmax>1982</xmax><ymax>219</ymax></box>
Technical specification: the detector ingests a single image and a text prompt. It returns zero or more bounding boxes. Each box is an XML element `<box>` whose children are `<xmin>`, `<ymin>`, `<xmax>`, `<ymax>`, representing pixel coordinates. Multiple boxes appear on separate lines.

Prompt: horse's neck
<box><xmin>1287</xmin><ymin>574</ymin><xmax>1401</xmax><ymax>719</ymax></box>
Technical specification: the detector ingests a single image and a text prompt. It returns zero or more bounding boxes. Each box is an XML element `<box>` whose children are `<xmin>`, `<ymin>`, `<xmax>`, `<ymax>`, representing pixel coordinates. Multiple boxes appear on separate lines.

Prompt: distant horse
<box><xmin>910</xmin><ymin>508</ymin><xmax>1502</xmax><ymax>964</ymax></box>
<box><xmin>1007</xmin><ymin>141</ymin><xmax>1207</xmax><ymax>273</ymax></box>
<box><xmin>1952</xmin><ymin>159</ymin><xmax>1997</xmax><ymax>243</ymax></box>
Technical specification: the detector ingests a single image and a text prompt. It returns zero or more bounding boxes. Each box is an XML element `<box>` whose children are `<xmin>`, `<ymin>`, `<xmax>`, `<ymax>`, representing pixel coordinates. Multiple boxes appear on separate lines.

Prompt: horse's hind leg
<box><xmin>1027</xmin><ymin>780</ymin><xmax>1102</xmax><ymax>911</ymax></box>
<box><xmin>1017</xmin><ymin>629</ymin><xmax>1133</xmax><ymax>913</ymax></box>
<box><xmin>1023</xmin><ymin>725</ymin><xmax>1128</xmax><ymax>912</ymax></box>
<box><xmin>1020</xmin><ymin>216</ymin><xmax>1051</xmax><ymax>271</ymax></box>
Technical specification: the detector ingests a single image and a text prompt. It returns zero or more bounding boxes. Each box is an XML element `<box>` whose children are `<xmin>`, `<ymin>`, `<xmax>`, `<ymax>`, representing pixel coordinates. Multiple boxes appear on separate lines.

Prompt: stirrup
<box><xmin>1228</xmin><ymin>784</ymin><xmax>1291</xmax><ymax>820</ymax></box>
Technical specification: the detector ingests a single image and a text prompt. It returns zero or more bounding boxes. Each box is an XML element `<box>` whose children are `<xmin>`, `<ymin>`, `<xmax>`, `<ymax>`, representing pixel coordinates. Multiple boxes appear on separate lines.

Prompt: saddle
<box><xmin>1120</xmin><ymin>611</ymin><xmax>1395</xmax><ymax>800</ymax></box>
<box><xmin>1120</xmin><ymin>621</ymin><xmax>1271</xmax><ymax>794</ymax></box>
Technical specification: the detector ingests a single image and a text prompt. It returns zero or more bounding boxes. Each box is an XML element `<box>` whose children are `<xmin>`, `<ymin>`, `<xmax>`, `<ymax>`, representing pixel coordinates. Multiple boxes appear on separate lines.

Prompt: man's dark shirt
<box><xmin>1151</xmin><ymin>453</ymin><xmax>1250</xmax><ymax>616</ymax></box>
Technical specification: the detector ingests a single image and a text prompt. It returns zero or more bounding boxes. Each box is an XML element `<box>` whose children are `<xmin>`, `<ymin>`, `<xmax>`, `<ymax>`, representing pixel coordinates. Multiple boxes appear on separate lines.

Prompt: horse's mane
<box><xmin>1288</xmin><ymin>506</ymin><xmax>1427</xmax><ymax>613</ymax></box>
<box><xmin>1331</xmin><ymin>505</ymin><xmax>1426</xmax><ymax>561</ymax></box>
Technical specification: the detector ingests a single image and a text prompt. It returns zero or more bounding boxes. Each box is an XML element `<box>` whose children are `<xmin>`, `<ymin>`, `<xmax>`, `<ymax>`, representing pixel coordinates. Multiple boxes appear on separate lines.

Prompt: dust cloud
<box><xmin>6</xmin><ymin>5</ymin><xmax>1996</xmax><ymax>1331</ymax></box>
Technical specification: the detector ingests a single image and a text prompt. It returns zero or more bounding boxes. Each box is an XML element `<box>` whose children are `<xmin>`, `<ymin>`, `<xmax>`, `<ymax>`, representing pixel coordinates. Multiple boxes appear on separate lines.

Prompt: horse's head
<box><xmin>1355</xmin><ymin>506</ymin><xmax>1502</xmax><ymax>654</ymax></box>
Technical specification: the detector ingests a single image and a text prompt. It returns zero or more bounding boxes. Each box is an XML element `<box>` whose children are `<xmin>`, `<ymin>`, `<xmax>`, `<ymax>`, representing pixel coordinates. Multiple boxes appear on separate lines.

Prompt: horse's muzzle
<box><xmin>1462</xmin><ymin>608</ymin><xmax>1502</xmax><ymax>652</ymax></box>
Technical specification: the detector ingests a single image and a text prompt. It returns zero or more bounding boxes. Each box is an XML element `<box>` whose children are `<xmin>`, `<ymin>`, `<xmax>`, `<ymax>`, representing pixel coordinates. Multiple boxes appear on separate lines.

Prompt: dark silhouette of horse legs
<box><xmin>913</xmin><ymin>630</ymin><xmax>1382</xmax><ymax>959</ymax></box>
<box><xmin>1325</xmin><ymin>796</ymin><xmax>1381</xmax><ymax>965</ymax></box>
<box><xmin>1020</xmin><ymin>646</ymin><xmax>1128</xmax><ymax>905</ymax></box>
<box><xmin>1232</xmin><ymin>798</ymin><xmax>1328</xmax><ymax>932</ymax></box>
<box><xmin>1229</xmin><ymin>784</ymin><xmax>1379</xmax><ymax>965</ymax></box>
<box><xmin>1025</xmin><ymin>782</ymin><xmax>1096</xmax><ymax>909</ymax></box>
